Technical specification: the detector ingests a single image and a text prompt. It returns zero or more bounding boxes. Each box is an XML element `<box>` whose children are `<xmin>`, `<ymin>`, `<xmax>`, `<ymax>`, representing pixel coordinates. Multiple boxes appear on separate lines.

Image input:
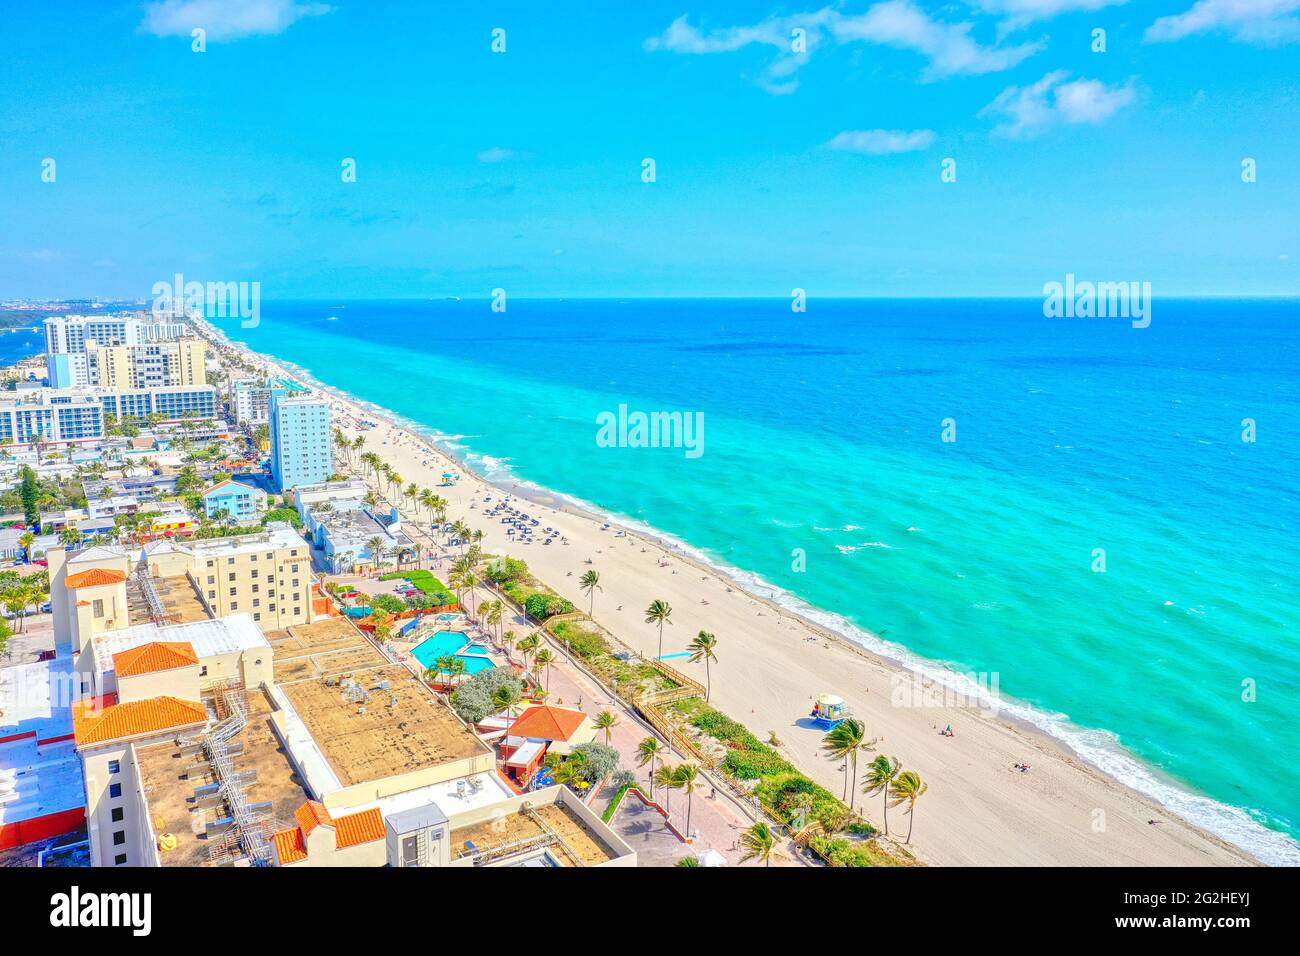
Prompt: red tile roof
<box><xmin>272</xmin><ymin>828</ymin><xmax>308</xmax><ymax>865</ymax></box>
<box><xmin>72</xmin><ymin>695</ymin><xmax>206</xmax><ymax>746</ymax></box>
<box><xmin>508</xmin><ymin>705</ymin><xmax>590</xmax><ymax>742</ymax></box>
<box><xmin>113</xmin><ymin>641</ymin><xmax>198</xmax><ymax>678</ymax></box>
<box><xmin>295</xmin><ymin>800</ymin><xmax>332</xmax><ymax>837</ymax></box>
<box><xmin>272</xmin><ymin>802</ymin><xmax>385</xmax><ymax>864</ymax></box>
<box><xmin>64</xmin><ymin>567</ymin><xmax>128</xmax><ymax>589</ymax></box>
<box><xmin>334</xmin><ymin>808</ymin><xmax>385</xmax><ymax>849</ymax></box>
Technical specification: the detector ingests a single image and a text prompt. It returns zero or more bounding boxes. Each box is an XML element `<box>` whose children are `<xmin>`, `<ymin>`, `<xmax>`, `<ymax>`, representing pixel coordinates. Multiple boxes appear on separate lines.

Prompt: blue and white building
<box><xmin>201</xmin><ymin>479</ymin><xmax>268</xmax><ymax>524</ymax></box>
<box><xmin>268</xmin><ymin>389</ymin><xmax>332</xmax><ymax>492</ymax></box>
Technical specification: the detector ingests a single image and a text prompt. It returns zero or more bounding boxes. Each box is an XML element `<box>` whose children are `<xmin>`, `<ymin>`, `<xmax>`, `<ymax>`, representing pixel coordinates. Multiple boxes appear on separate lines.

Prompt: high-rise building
<box><xmin>268</xmin><ymin>389</ymin><xmax>332</xmax><ymax>492</ymax></box>
<box><xmin>231</xmin><ymin>378</ymin><xmax>272</xmax><ymax>425</ymax></box>
<box><xmin>44</xmin><ymin>314</ymin><xmax>190</xmax><ymax>387</ymax></box>
<box><xmin>80</xmin><ymin>338</ymin><xmax>207</xmax><ymax>390</ymax></box>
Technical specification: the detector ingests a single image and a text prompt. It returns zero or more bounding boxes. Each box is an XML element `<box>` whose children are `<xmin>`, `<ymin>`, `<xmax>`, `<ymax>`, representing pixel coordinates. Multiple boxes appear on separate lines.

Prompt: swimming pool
<box><xmin>412</xmin><ymin>630</ymin><xmax>497</xmax><ymax>676</ymax></box>
<box><xmin>434</xmin><ymin>612</ymin><xmax>462</xmax><ymax>623</ymax></box>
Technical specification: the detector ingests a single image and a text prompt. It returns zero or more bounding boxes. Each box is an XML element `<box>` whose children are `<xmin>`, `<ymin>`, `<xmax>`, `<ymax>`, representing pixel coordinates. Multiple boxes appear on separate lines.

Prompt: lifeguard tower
<box><xmin>810</xmin><ymin>693</ymin><xmax>849</xmax><ymax>729</ymax></box>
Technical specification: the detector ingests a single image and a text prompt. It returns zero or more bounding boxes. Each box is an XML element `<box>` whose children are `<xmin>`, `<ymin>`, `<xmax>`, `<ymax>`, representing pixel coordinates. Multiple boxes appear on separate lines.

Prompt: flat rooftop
<box><xmin>137</xmin><ymin>687</ymin><xmax>310</xmax><ymax>868</ymax></box>
<box><xmin>452</xmin><ymin>804</ymin><xmax>619</xmax><ymax>867</ymax></box>
<box><xmin>126</xmin><ymin>573</ymin><xmax>209</xmax><ymax>625</ymax></box>
<box><xmin>267</xmin><ymin>618</ymin><xmax>490</xmax><ymax>789</ymax></box>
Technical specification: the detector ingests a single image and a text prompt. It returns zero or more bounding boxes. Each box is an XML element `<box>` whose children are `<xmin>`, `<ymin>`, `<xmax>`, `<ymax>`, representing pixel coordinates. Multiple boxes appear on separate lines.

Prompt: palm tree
<box><xmin>593</xmin><ymin>709</ymin><xmax>619</xmax><ymax>744</ymax></box>
<box><xmin>462</xmin><ymin>570</ymin><xmax>480</xmax><ymax>617</ymax></box>
<box><xmin>739</xmin><ymin>822</ymin><xmax>776</xmax><ymax>867</ymax></box>
<box><xmin>485</xmin><ymin>600</ymin><xmax>504</xmax><ymax>643</ymax></box>
<box><xmin>674</xmin><ymin>763</ymin><xmax>700</xmax><ymax>836</ymax></box>
<box><xmin>862</xmin><ymin>754</ymin><xmax>902</xmax><ymax>835</ymax></box>
<box><xmin>492</xmin><ymin>682</ymin><xmax>522</xmax><ymax>729</ymax></box>
<box><xmin>821</xmin><ymin>718</ymin><xmax>874</xmax><ymax>810</ymax></box>
<box><xmin>365</xmin><ymin>535</ymin><xmax>386</xmax><ymax>576</ymax></box>
<box><xmin>636</xmin><ymin>737</ymin><xmax>664</xmax><ymax>787</ymax></box>
<box><xmin>888</xmin><ymin>770</ymin><xmax>928</xmax><ymax>844</ymax></box>
<box><xmin>534</xmin><ymin>648</ymin><xmax>555</xmax><ymax>692</ymax></box>
<box><xmin>644</xmin><ymin>599</ymin><xmax>673</xmax><ymax>659</ymax></box>
<box><xmin>516</xmin><ymin>633</ymin><xmax>541</xmax><ymax>671</ymax></box>
<box><xmin>434</xmin><ymin>654</ymin><xmax>457</xmax><ymax>686</ymax></box>
<box><xmin>578</xmin><ymin>570</ymin><xmax>602</xmax><ymax>616</ymax></box>
<box><xmin>654</xmin><ymin>764</ymin><xmax>678</xmax><ymax>815</ymax></box>
<box><xmin>405</xmin><ymin>482</ymin><xmax>419</xmax><ymax>511</ymax></box>
<box><xmin>501</xmin><ymin>629</ymin><xmax>517</xmax><ymax>663</ymax></box>
<box><xmin>675</xmin><ymin>856</ymin><xmax>701</xmax><ymax>867</ymax></box>
<box><xmin>687</xmin><ymin>631</ymin><xmax>718</xmax><ymax>701</ymax></box>
<box><xmin>448</xmin><ymin>656</ymin><xmax>467</xmax><ymax>689</ymax></box>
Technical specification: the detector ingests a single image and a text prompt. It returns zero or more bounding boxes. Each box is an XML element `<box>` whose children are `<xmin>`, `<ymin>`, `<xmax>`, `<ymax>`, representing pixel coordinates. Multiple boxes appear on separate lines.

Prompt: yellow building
<box><xmin>83</xmin><ymin>336</ymin><xmax>207</xmax><ymax>390</ymax></box>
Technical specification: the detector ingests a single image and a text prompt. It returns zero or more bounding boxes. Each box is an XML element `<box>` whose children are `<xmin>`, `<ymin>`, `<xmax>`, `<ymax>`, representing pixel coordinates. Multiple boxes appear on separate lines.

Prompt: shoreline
<box><xmin>204</xmin><ymin>320</ymin><xmax>1292</xmax><ymax>866</ymax></box>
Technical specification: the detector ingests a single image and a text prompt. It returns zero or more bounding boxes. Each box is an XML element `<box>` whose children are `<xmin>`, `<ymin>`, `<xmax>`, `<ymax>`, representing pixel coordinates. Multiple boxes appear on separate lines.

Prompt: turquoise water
<box><xmin>228</xmin><ymin>298</ymin><xmax>1300</xmax><ymax>864</ymax></box>
<box><xmin>412</xmin><ymin>630</ymin><xmax>496</xmax><ymax>675</ymax></box>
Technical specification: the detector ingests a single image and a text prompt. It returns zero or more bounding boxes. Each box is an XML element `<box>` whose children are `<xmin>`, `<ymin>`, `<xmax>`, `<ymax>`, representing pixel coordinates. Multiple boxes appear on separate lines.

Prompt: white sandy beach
<box><xmin>218</xmin><ymin>331</ymin><xmax>1258</xmax><ymax>867</ymax></box>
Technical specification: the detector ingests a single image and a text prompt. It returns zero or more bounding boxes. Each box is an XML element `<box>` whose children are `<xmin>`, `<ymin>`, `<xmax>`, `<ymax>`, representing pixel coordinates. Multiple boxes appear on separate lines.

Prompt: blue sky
<box><xmin>1</xmin><ymin>0</ymin><xmax>1298</xmax><ymax>298</ymax></box>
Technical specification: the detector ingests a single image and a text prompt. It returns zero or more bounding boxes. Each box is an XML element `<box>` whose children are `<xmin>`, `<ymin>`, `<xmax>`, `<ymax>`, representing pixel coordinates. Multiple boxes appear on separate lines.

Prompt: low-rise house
<box><xmin>498</xmin><ymin>705</ymin><xmax>597</xmax><ymax>787</ymax></box>
<box><xmin>201</xmin><ymin>479</ymin><xmax>267</xmax><ymax>523</ymax></box>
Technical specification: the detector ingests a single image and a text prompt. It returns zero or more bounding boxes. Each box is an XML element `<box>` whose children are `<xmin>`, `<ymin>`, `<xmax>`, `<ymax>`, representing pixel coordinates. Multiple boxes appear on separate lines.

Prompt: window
<box><xmin>114</xmin><ymin>853</ymin><xmax>127</xmax><ymax>866</ymax></box>
<box><xmin>109</xmin><ymin>783</ymin><xmax>122</xmax><ymax>799</ymax></box>
<box><xmin>92</xmin><ymin>599</ymin><xmax>105</xmax><ymax>618</ymax></box>
<box><xmin>112</xmin><ymin>830</ymin><xmax>125</xmax><ymax>846</ymax></box>
<box><xmin>227</xmin><ymin>557</ymin><xmax>235</xmax><ymax>565</ymax></box>
<box><xmin>108</xmin><ymin>759</ymin><xmax>120</xmax><ymax>774</ymax></box>
<box><xmin>229</xmin><ymin>587</ymin><xmax>237</xmax><ymax>596</ymax></box>
<box><xmin>230</xmin><ymin>602</ymin><xmax>238</xmax><ymax>611</ymax></box>
<box><xmin>253</xmin><ymin>613</ymin><xmax>261</xmax><ymax>622</ymax></box>
<box><xmin>200</xmin><ymin>665</ymin><xmax>208</xmax><ymax>676</ymax></box>
<box><xmin>251</xmin><ymin>569</ymin><xmax>258</xmax><ymax>579</ymax></box>
<box><xmin>228</xmin><ymin>573</ymin><xmax>236</xmax><ymax>582</ymax></box>
<box><xmin>294</xmin><ymin>607</ymin><xmax>301</xmax><ymax>616</ymax></box>
<box><xmin>208</xmin><ymin>590</ymin><xmax>216</xmax><ymax>600</ymax></box>
<box><xmin>111</xmin><ymin>807</ymin><xmax>124</xmax><ymax>822</ymax></box>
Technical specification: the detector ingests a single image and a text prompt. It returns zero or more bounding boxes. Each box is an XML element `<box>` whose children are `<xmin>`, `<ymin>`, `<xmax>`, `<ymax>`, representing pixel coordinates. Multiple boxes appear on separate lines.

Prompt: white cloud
<box><xmin>140</xmin><ymin>0</ymin><xmax>332</xmax><ymax>41</ymax></box>
<box><xmin>646</xmin><ymin>1</ymin><xmax>1043</xmax><ymax>90</ymax></box>
<box><xmin>475</xmin><ymin>147</ymin><xmax>517</xmax><ymax>164</ymax></box>
<box><xmin>972</xmin><ymin>0</ymin><xmax>1128</xmax><ymax>32</ymax></box>
<box><xmin>981</xmin><ymin>70</ymin><xmax>1136</xmax><ymax>137</ymax></box>
<box><xmin>825</xmin><ymin>128</ymin><xmax>937</xmax><ymax>153</ymax></box>
<box><xmin>1145</xmin><ymin>0</ymin><xmax>1300</xmax><ymax>44</ymax></box>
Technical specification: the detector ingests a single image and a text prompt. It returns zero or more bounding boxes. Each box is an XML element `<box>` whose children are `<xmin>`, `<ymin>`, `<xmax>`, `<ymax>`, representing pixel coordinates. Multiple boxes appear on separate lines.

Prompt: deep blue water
<box><xmin>224</xmin><ymin>298</ymin><xmax>1299</xmax><ymax>863</ymax></box>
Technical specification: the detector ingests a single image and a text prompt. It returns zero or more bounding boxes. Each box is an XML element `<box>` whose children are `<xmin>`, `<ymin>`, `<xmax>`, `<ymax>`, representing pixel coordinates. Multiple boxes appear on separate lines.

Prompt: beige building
<box><xmin>83</xmin><ymin>337</ymin><xmax>207</xmax><ymax>390</ymax></box>
<box><xmin>49</xmin><ymin>524</ymin><xmax>316</xmax><ymax>655</ymax></box>
<box><xmin>181</xmin><ymin>525</ymin><xmax>314</xmax><ymax>631</ymax></box>
<box><xmin>49</xmin><ymin>536</ymin><xmax>634</xmax><ymax>869</ymax></box>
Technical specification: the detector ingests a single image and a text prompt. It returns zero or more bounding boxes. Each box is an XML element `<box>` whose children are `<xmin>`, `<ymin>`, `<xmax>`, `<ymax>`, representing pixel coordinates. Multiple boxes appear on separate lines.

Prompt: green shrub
<box><xmin>449</xmin><ymin>670</ymin><xmax>524</xmax><ymax>724</ymax></box>
<box><xmin>370</xmin><ymin>593</ymin><xmax>406</xmax><ymax>614</ymax></box>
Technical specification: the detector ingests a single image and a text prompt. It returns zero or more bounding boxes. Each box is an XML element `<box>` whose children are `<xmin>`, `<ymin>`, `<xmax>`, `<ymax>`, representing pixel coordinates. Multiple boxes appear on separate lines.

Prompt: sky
<box><xmin>1</xmin><ymin>0</ymin><xmax>1298</xmax><ymax>298</ymax></box>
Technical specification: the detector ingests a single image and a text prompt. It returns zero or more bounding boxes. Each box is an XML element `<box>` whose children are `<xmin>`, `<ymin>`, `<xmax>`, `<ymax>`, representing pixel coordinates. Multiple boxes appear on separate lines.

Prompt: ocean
<box><xmin>225</xmin><ymin>298</ymin><xmax>1299</xmax><ymax>864</ymax></box>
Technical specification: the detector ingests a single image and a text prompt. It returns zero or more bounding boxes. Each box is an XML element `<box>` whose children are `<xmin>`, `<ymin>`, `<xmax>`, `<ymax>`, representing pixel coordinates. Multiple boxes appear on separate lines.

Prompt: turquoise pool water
<box><xmin>412</xmin><ymin>630</ymin><xmax>497</xmax><ymax>675</ymax></box>
<box><xmin>434</xmin><ymin>612</ymin><xmax>462</xmax><ymax>622</ymax></box>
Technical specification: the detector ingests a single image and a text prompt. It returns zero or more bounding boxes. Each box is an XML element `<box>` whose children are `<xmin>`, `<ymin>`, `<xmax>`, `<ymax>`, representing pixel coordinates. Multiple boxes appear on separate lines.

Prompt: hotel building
<box><xmin>268</xmin><ymin>389</ymin><xmax>332</xmax><ymax>492</ymax></box>
<box><xmin>15</xmin><ymin>539</ymin><xmax>635</xmax><ymax>869</ymax></box>
<box><xmin>44</xmin><ymin>314</ymin><xmax>190</xmax><ymax>388</ymax></box>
